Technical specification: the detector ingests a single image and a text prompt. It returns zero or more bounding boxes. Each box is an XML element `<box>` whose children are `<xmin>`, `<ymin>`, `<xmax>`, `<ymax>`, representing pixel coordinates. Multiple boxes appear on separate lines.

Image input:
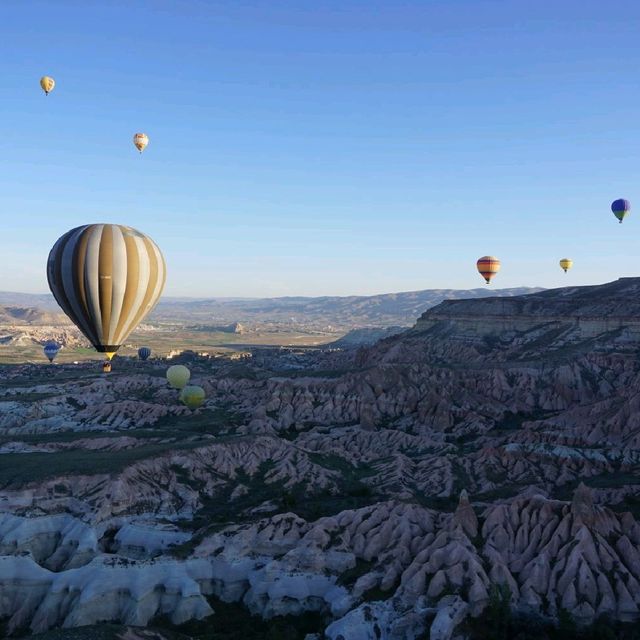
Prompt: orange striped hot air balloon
<box><xmin>476</xmin><ymin>256</ymin><xmax>501</xmax><ymax>284</ymax></box>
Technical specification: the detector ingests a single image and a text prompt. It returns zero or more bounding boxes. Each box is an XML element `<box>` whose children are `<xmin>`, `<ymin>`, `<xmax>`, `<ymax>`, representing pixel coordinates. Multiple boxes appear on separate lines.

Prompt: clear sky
<box><xmin>2</xmin><ymin>0</ymin><xmax>640</xmax><ymax>297</ymax></box>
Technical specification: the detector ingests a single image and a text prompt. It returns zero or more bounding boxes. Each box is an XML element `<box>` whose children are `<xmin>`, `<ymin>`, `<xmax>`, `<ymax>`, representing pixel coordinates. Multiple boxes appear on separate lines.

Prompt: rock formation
<box><xmin>2</xmin><ymin>279</ymin><xmax>640</xmax><ymax>637</ymax></box>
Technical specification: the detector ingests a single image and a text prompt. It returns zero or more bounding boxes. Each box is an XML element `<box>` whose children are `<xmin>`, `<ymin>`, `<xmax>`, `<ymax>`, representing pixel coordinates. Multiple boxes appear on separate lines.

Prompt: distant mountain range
<box><xmin>0</xmin><ymin>287</ymin><xmax>543</xmax><ymax>329</ymax></box>
<box><xmin>152</xmin><ymin>287</ymin><xmax>544</xmax><ymax>327</ymax></box>
<box><xmin>0</xmin><ymin>293</ymin><xmax>59</xmax><ymax>310</ymax></box>
<box><xmin>0</xmin><ymin>305</ymin><xmax>63</xmax><ymax>326</ymax></box>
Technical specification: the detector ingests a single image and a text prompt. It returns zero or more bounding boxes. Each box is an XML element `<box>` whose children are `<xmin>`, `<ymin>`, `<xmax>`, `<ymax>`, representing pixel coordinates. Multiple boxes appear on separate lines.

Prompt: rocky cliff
<box><xmin>415</xmin><ymin>277</ymin><xmax>640</xmax><ymax>339</ymax></box>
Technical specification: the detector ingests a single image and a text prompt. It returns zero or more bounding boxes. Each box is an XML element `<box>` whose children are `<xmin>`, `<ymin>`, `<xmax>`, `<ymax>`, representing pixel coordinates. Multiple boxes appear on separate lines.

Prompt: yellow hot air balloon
<box><xmin>40</xmin><ymin>76</ymin><xmax>55</xmax><ymax>95</ymax></box>
<box><xmin>47</xmin><ymin>224</ymin><xmax>166</xmax><ymax>364</ymax></box>
<box><xmin>559</xmin><ymin>258</ymin><xmax>573</xmax><ymax>273</ymax></box>
<box><xmin>180</xmin><ymin>385</ymin><xmax>205</xmax><ymax>410</ymax></box>
<box><xmin>133</xmin><ymin>133</ymin><xmax>149</xmax><ymax>153</ymax></box>
<box><xmin>167</xmin><ymin>365</ymin><xmax>190</xmax><ymax>389</ymax></box>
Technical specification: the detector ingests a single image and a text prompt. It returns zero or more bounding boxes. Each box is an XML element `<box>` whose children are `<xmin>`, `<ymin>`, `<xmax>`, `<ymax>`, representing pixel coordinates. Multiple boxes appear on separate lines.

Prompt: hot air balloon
<box><xmin>476</xmin><ymin>256</ymin><xmax>501</xmax><ymax>284</ymax></box>
<box><xmin>40</xmin><ymin>76</ymin><xmax>55</xmax><ymax>95</ymax></box>
<box><xmin>559</xmin><ymin>258</ymin><xmax>573</xmax><ymax>273</ymax></box>
<box><xmin>167</xmin><ymin>365</ymin><xmax>190</xmax><ymax>389</ymax></box>
<box><xmin>612</xmin><ymin>199</ymin><xmax>630</xmax><ymax>224</ymax></box>
<box><xmin>47</xmin><ymin>224</ymin><xmax>166</xmax><ymax>369</ymax></box>
<box><xmin>180</xmin><ymin>385</ymin><xmax>205</xmax><ymax>410</ymax></box>
<box><xmin>133</xmin><ymin>133</ymin><xmax>149</xmax><ymax>153</ymax></box>
<box><xmin>43</xmin><ymin>341</ymin><xmax>60</xmax><ymax>363</ymax></box>
<box><xmin>138</xmin><ymin>346</ymin><xmax>151</xmax><ymax>361</ymax></box>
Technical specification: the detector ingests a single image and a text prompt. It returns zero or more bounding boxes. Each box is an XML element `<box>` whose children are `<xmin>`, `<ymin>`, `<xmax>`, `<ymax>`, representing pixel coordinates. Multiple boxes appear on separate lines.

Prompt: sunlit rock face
<box><xmin>2</xmin><ymin>280</ymin><xmax>640</xmax><ymax>637</ymax></box>
<box><xmin>415</xmin><ymin>278</ymin><xmax>640</xmax><ymax>338</ymax></box>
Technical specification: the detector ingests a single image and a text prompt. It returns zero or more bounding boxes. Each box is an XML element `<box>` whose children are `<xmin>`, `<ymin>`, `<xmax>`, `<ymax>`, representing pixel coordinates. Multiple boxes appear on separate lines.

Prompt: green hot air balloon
<box><xmin>180</xmin><ymin>385</ymin><xmax>206</xmax><ymax>410</ymax></box>
<box><xmin>166</xmin><ymin>365</ymin><xmax>190</xmax><ymax>389</ymax></box>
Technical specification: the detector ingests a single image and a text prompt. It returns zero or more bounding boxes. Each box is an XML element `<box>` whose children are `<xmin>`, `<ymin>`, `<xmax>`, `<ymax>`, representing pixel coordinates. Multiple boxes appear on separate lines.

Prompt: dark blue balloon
<box><xmin>612</xmin><ymin>198</ymin><xmax>630</xmax><ymax>213</ymax></box>
<box><xmin>612</xmin><ymin>198</ymin><xmax>631</xmax><ymax>223</ymax></box>
<box><xmin>138</xmin><ymin>347</ymin><xmax>152</xmax><ymax>361</ymax></box>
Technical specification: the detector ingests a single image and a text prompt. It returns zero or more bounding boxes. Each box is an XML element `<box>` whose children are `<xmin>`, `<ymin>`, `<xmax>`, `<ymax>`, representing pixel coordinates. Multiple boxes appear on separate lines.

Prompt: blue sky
<box><xmin>2</xmin><ymin>0</ymin><xmax>640</xmax><ymax>297</ymax></box>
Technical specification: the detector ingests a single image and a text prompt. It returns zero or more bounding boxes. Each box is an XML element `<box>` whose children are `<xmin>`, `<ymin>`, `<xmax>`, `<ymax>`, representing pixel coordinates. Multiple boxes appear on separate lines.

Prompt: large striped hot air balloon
<box><xmin>138</xmin><ymin>346</ymin><xmax>152</xmax><ymax>361</ymax></box>
<box><xmin>43</xmin><ymin>341</ymin><xmax>60</xmax><ymax>363</ymax></box>
<box><xmin>133</xmin><ymin>133</ymin><xmax>149</xmax><ymax>153</ymax></box>
<box><xmin>611</xmin><ymin>199</ymin><xmax>630</xmax><ymax>224</ymax></box>
<box><xmin>40</xmin><ymin>76</ymin><xmax>55</xmax><ymax>95</ymax></box>
<box><xmin>47</xmin><ymin>224</ymin><xmax>166</xmax><ymax>365</ymax></box>
<box><xmin>559</xmin><ymin>258</ymin><xmax>573</xmax><ymax>273</ymax></box>
<box><xmin>476</xmin><ymin>256</ymin><xmax>501</xmax><ymax>284</ymax></box>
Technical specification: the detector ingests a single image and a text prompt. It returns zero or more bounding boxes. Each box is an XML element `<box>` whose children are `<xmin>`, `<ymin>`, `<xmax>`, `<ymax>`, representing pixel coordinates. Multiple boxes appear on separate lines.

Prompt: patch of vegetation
<box><xmin>307</xmin><ymin>452</ymin><xmax>359</xmax><ymax>474</ymax></box>
<box><xmin>150</xmin><ymin>406</ymin><xmax>247</xmax><ymax>438</ymax></box>
<box><xmin>554</xmin><ymin>469</ymin><xmax>640</xmax><ymax>503</ymax></box>
<box><xmin>181</xmin><ymin>465</ymin><xmax>282</xmax><ymax>532</ymax></box>
<box><xmin>291</xmin><ymin>486</ymin><xmax>376</xmax><ymax>522</ymax></box>
<box><xmin>418</xmin><ymin>494</ymin><xmax>461</xmax><ymax>511</ymax></box>
<box><xmin>611</xmin><ymin>493</ymin><xmax>640</xmax><ymax>520</ymax></box>
<box><xmin>481</xmin><ymin>334</ymin><xmax>503</xmax><ymax>351</ymax></box>
<box><xmin>159</xmin><ymin>595</ymin><xmax>326</xmax><ymax>639</ymax></box>
<box><xmin>375</xmin><ymin>414</ymin><xmax>397</xmax><ymax>429</ymax></box>
<box><xmin>272</xmin><ymin>368</ymin><xmax>355</xmax><ymax>379</ymax></box>
<box><xmin>3</xmin><ymin>391</ymin><xmax>62</xmax><ymax>403</ymax></box>
<box><xmin>182</xmin><ymin>450</ymin><xmax>380</xmax><ymax>532</ymax></box>
<box><xmin>347</xmin><ymin>484</ymin><xmax>372</xmax><ymax>498</ymax></box>
<box><xmin>11</xmin><ymin>622</ymin><xmax>190</xmax><ymax>639</ymax></box>
<box><xmin>490</xmin><ymin>409</ymin><xmax>557</xmax><ymax>433</ymax></box>
<box><xmin>222</xmin><ymin>364</ymin><xmax>260</xmax><ymax>380</ymax></box>
<box><xmin>337</xmin><ymin>558</ymin><xmax>375</xmax><ymax>587</ymax></box>
<box><xmin>462</xmin><ymin>587</ymin><xmax>640</xmax><ymax>640</ymax></box>
<box><xmin>452</xmin><ymin>460</ymin><xmax>473</xmax><ymax>495</ymax></box>
<box><xmin>0</xmin><ymin>429</ymin><xmax>107</xmax><ymax>447</ymax></box>
<box><xmin>473</xmin><ymin>484</ymin><xmax>528</xmax><ymax>503</ymax></box>
<box><xmin>280</xmin><ymin>489</ymin><xmax>297</xmax><ymax>509</ymax></box>
<box><xmin>0</xmin><ymin>439</ymin><xmax>208</xmax><ymax>489</ymax></box>
<box><xmin>66</xmin><ymin>395</ymin><xmax>85</xmax><ymax>410</ymax></box>
<box><xmin>361</xmin><ymin>582</ymin><xmax>398</xmax><ymax>602</ymax></box>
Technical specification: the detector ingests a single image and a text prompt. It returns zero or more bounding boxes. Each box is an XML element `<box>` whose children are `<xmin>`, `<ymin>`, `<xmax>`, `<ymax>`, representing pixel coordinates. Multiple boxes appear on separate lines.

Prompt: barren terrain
<box><xmin>1</xmin><ymin>279</ymin><xmax>640</xmax><ymax>638</ymax></box>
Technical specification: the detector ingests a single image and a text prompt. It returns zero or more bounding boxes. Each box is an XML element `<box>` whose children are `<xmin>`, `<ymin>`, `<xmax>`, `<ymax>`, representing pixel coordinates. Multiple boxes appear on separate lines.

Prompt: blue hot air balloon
<box><xmin>43</xmin><ymin>341</ymin><xmax>60</xmax><ymax>363</ymax></box>
<box><xmin>138</xmin><ymin>346</ymin><xmax>152</xmax><ymax>361</ymax></box>
<box><xmin>612</xmin><ymin>199</ymin><xmax>630</xmax><ymax>224</ymax></box>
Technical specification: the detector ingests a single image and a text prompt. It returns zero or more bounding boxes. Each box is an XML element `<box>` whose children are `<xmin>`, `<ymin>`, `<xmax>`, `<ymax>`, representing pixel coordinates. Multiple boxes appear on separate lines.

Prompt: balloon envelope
<box><xmin>180</xmin><ymin>385</ymin><xmax>205</xmax><ymax>410</ymax></box>
<box><xmin>167</xmin><ymin>365</ymin><xmax>190</xmax><ymax>389</ymax></box>
<box><xmin>138</xmin><ymin>346</ymin><xmax>151</xmax><ymax>361</ymax></box>
<box><xmin>476</xmin><ymin>256</ymin><xmax>501</xmax><ymax>284</ymax></box>
<box><xmin>43</xmin><ymin>341</ymin><xmax>60</xmax><ymax>363</ymax></box>
<box><xmin>133</xmin><ymin>133</ymin><xmax>149</xmax><ymax>153</ymax></box>
<box><xmin>559</xmin><ymin>258</ymin><xmax>573</xmax><ymax>273</ymax></box>
<box><xmin>47</xmin><ymin>224</ymin><xmax>166</xmax><ymax>361</ymax></box>
<box><xmin>611</xmin><ymin>199</ymin><xmax>630</xmax><ymax>223</ymax></box>
<box><xmin>40</xmin><ymin>76</ymin><xmax>55</xmax><ymax>95</ymax></box>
